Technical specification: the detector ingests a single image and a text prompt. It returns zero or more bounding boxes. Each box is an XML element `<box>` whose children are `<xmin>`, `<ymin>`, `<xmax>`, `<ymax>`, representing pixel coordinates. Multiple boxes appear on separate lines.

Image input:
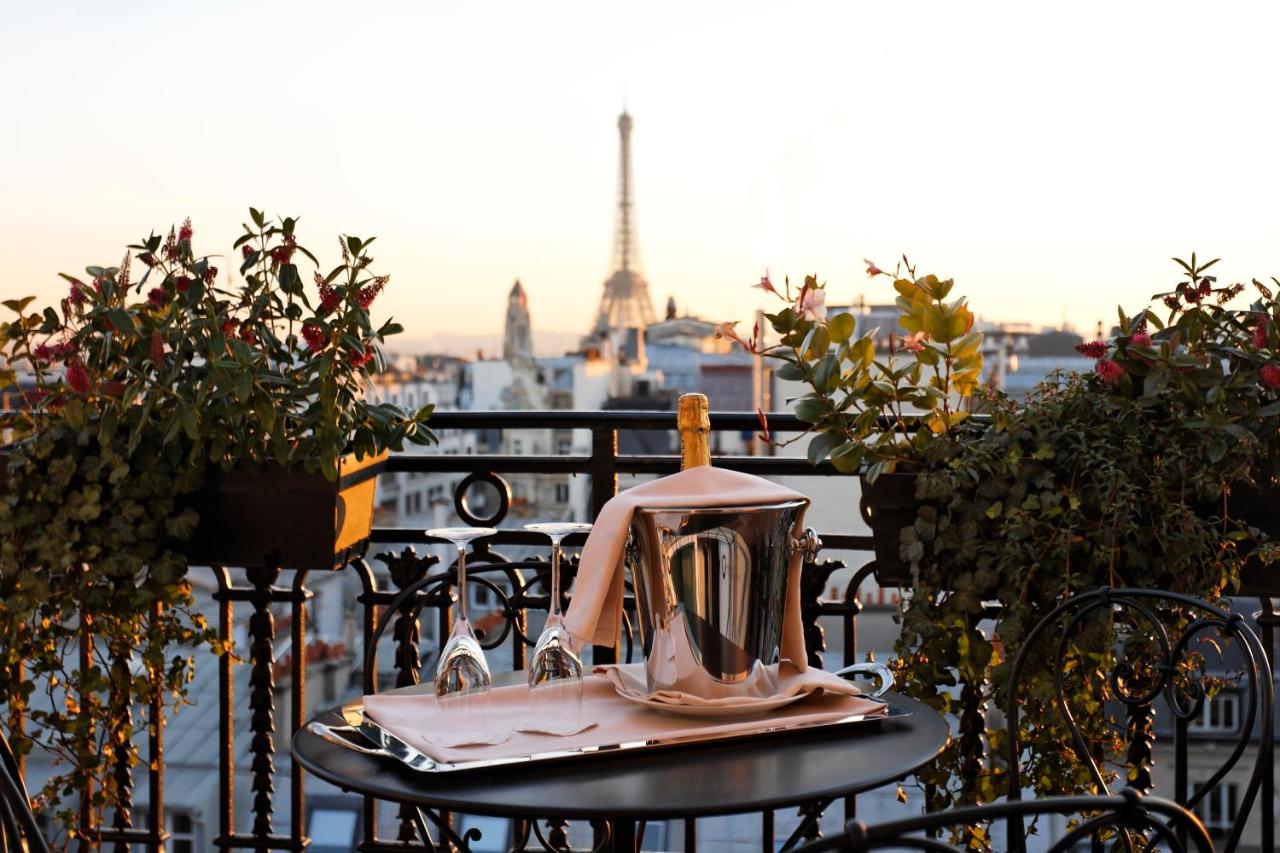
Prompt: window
<box><xmin>1193</xmin><ymin>781</ymin><xmax>1239</xmax><ymax>836</ymax></box>
<box><xmin>555</xmin><ymin>483</ymin><xmax>570</xmax><ymax>504</ymax></box>
<box><xmin>1190</xmin><ymin>691</ymin><xmax>1240</xmax><ymax>733</ymax></box>
<box><xmin>512</xmin><ymin>438</ymin><xmax>524</xmax><ymax>455</ymax></box>
<box><xmin>308</xmin><ymin>807</ymin><xmax>360</xmax><ymax>853</ymax></box>
<box><xmin>168</xmin><ymin>810</ymin><xmax>197</xmax><ymax>853</ymax></box>
<box><xmin>456</xmin><ymin>815</ymin><xmax>510</xmax><ymax>852</ymax></box>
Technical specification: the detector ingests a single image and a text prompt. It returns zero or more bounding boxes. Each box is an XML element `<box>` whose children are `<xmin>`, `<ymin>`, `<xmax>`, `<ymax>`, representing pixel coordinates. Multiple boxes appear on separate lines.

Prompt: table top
<box><xmin>292</xmin><ymin>679</ymin><xmax>950</xmax><ymax>820</ymax></box>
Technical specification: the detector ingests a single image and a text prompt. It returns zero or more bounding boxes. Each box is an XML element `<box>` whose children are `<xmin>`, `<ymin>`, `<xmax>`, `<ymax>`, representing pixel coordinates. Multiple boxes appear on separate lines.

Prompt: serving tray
<box><xmin>308</xmin><ymin>700</ymin><xmax>911</xmax><ymax>775</ymax></box>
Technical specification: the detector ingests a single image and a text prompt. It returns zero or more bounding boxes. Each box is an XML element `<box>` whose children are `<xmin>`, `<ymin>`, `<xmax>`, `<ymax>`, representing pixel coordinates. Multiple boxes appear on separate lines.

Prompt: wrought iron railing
<box><xmin>9</xmin><ymin>410</ymin><xmax>1279</xmax><ymax>852</ymax></box>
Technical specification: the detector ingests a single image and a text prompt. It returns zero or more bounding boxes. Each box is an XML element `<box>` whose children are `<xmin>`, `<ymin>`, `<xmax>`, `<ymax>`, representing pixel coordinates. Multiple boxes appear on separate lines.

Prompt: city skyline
<box><xmin>4</xmin><ymin>2</ymin><xmax>1280</xmax><ymax>348</ymax></box>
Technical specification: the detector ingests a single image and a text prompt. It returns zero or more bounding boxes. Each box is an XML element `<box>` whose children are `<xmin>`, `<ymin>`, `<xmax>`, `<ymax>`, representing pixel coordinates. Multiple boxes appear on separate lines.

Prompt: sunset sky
<box><xmin>3</xmin><ymin>2</ymin><xmax>1279</xmax><ymax>353</ymax></box>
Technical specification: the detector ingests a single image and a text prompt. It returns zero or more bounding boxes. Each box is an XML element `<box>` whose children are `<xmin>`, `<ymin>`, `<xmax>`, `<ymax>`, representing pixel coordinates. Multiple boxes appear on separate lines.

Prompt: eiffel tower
<box><xmin>584</xmin><ymin>111</ymin><xmax>657</xmax><ymax>346</ymax></box>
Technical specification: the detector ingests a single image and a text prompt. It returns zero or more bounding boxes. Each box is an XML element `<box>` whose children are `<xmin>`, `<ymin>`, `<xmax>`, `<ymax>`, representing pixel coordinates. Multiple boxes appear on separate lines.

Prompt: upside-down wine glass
<box><xmin>521</xmin><ymin>522</ymin><xmax>593</xmax><ymax>735</ymax></box>
<box><xmin>425</xmin><ymin>526</ymin><xmax>508</xmax><ymax>747</ymax></box>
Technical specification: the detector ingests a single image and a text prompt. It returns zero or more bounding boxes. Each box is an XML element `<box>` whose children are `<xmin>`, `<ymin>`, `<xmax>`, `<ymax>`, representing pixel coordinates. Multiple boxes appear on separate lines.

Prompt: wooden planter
<box><xmin>859</xmin><ymin>472</ymin><xmax>919</xmax><ymax>587</ymax></box>
<box><xmin>182</xmin><ymin>451</ymin><xmax>387</xmax><ymax>570</ymax></box>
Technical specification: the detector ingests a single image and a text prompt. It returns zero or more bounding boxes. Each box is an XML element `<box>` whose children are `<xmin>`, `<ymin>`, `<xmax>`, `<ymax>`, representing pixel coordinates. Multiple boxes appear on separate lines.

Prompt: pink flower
<box><xmin>714</xmin><ymin>321</ymin><xmax>756</xmax><ymax>351</ymax></box>
<box><xmin>68</xmin><ymin>283</ymin><xmax>87</xmax><ymax>307</ymax></box>
<box><xmin>752</xmin><ymin>274</ymin><xmax>778</xmax><ymax>296</ymax></box>
<box><xmin>1129</xmin><ymin>332</ymin><xmax>1152</xmax><ymax>347</ymax></box>
<box><xmin>1075</xmin><ymin>340</ymin><xmax>1109</xmax><ymax>359</ymax></box>
<box><xmin>1261</xmin><ymin>364</ymin><xmax>1280</xmax><ymax>390</ymax></box>
<box><xmin>864</xmin><ymin>258</ymin><xmax>886</xmax><ymax>278</ymax></box>
<box><xmin>797</xmin><ymin>285</ymin><xmax>827</xmax><ymax>321</ymax></box>
<box><xmin>1094</xmin><ymin>358</ymin><xmax>1124</xmax><ymax>384</ymax></box>
<box><xmin>903</xmin><ymin>330</ymin><xmax>929</xmax><ymax>353</ymax></box>
<box><xmin>32</xmin><ymin>343</ymin><xmax>53</xmax><ymax>363</ymax></box>
<box><xmin>178</xmin><ymin>218</ymin><xmax>193</xmax><ymax>242</ymax></box>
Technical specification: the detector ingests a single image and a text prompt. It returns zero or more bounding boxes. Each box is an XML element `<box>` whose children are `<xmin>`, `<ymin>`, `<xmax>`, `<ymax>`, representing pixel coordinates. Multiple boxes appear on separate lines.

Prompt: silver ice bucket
<box><xmin>627</xmin><ymin>499</ymin><xmax>817</xmax><ymax>699</ymax></box>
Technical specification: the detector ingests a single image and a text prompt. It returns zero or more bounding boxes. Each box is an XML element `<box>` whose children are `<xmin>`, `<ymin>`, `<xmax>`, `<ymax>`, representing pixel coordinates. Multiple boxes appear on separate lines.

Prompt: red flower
<box><xmin>68</xmin><ymin>283</ymin><xmax>87</xmax><ymax>307</ymax></box>
<box><xmin>1197</xmin><ymin>279</ymin><xmax>1212</xmax><ymax>298</ymax></box>
<box><xmin>53</xmin><ymin>342</ymin><xmax>77</xmax><ymax>359</ymax></box>
<box><xmin>148</xmin><ymin>287</ymin><xmax>170</xmax><ymax>308</ymax></box>
<box><xmin>302</xmin><ymin>323</ymin><xmax>326</xmax><ymax>350</ymax></box>
<box><xmin>178</xmin><ymin>218</ymin><xmax>193</xmax><ymax>242</ymax></box>
<box><xmin>1094</xmin><ymin>358</ymin><xmax>1124</xmax><ymax>384</ymax></box>
<box><xmin>357</xmin><ymin>282</ymin><xmax>383</xmax><ymax>308</ymax></box>
<box><xmin>1261</xmin><ymin>364</ymin><xmax>1280</xmax><ymax>390</ymax></box>
<box><xmin>65</xmin><ymin>359</ymin><xmax>90</xmax><ymax>393</ymax></box>
<box><xmin>175</xmin><ymin>276</ymin><xmax>190</xmax><ymax>293</ymax></box>
<box><xmin>151</xmin><ymin>332</ymin><xmax>165</xmax><ymax>368</ymax></box>
<box><xmin>319</xmin><ymin>284</ymin><xmax>341</xmax><ymax>314</ymax></box>
<box><xmin>1254</xmin><ymin>316</ymin><xmax>1268</xmax><ymax>350</ymax></box>
<box><xmin>203</xmin><ymin>266</ymin><xmax>218</xmax><ymax>284</ymax></box>
<box><xmin>270</xmin><ymin>246</ymin><xmax>292</xmax><ymax>265</ymax></box>
<box><xmin>1075</xmin><ymin>340</ymin><xmax>1109</xmax><ymax>359</ymax></box>
<box><xmin>752</xmin><ymin>274</ymin><xmax>778</xmax><ymax>296</ymax></box>
<box><xmin>241</xmin><ymin>244</ymin><xmax>254</xmax><ymax>259</ymax></box>
<box><xmin>1163</xmin><ymin>294</ymin><xmax>1181</xmax><ymax>310</ymax></box>
<box><xmin>138</xmin><ymin>252</ymin><xmax>155</xmax><ymax>267</ymax></box>
<box><xmin>240</xmin><ymin>326</ymin><xmax>257</xmax><ymax>344</ymax></box>
<box><xmin>220</xmin><ymin>319</ymin><xmax>237</xmax><ymax>335</ymax></box>
<box><xmin>347</xmin><ymin>344</ymin><xmax>375</xmax><ymax>367</ymax></box>
<box><xmin>99</xmin><ymin>380</ymin><xmax>127</xmax><ymax>397</ymax></box>
<box><xmin>1129</xmin><ymin>332</ymin><xmax>1152</xmax><ymax>347</ymax></box>
<box><xmin>32</xmin><ymin>343</ymin><xmax>53</xmax><ymax>363</ymax></box>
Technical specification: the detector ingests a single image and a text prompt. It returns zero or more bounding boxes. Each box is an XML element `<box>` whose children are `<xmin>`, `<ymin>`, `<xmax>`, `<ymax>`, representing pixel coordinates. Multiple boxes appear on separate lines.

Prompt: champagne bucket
<box><xmin>627</xmin><ymin>499</ymin><xmax>815</xmax><ymax>699</ymax></box>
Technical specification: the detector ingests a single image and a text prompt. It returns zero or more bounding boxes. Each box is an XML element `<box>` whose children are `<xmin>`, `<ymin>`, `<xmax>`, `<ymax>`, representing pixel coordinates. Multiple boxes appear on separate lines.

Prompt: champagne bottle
<box><xmin>678</xmin><ymin>392</ymin><xmax>711</xmax><ymax>470</ymax></box>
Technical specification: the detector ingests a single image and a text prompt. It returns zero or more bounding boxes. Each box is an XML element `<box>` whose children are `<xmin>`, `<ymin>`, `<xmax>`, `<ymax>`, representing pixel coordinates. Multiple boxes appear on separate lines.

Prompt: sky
<box><xmin>3</xmin><ymin>2</ymin><xmax>1280</xmax><ymax>353</ymax></box>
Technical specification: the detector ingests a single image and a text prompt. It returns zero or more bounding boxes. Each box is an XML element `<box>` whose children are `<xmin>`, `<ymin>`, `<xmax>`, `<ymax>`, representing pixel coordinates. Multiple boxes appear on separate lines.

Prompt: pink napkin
<box><xmin>361</xmin><ymin>675</ymin><xmax>886</xmax><ymax>765</ymax></box>
<box><xmin>563</xmin><ymin>466</ymin><xmax>812</xmax><ymax>672</ymax></box>
<box><xmin>598</xmin><ymin>661</ymin><xmax>861</xmax><ymax>708</ymax></box>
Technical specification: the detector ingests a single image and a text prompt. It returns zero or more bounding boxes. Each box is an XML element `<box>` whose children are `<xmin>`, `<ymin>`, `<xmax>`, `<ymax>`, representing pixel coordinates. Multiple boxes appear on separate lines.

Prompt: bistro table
<box><xmin>293</xmin><ymin>675</ymin><xmax>950</xmax><ymax>852</ymax></box>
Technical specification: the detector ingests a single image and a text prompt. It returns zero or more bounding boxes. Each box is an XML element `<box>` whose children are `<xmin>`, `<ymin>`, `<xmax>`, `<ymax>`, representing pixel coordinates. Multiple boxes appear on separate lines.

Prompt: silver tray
<box><xmin>307</xmin><ymin>700</ymin><xmax>912</xmax><ymax>775</ymax></box>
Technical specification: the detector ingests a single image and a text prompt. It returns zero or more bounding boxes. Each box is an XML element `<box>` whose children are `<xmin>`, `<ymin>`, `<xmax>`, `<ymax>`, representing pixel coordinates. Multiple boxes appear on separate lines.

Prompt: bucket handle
<box><xmin>834</xmin><ymin>662</ymin><xmax>895</xmax><ymax>699</ymax></box>
<box><xmin>790</xmin><ymin>527</ymin><xmax>822</xmax><ymax>563</ymax></box>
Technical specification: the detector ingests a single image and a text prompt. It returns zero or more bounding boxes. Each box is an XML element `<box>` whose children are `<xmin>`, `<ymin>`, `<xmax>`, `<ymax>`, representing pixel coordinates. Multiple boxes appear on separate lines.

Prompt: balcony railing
<box><xmin>8</xmin><ymin>410</ymin><xmax>1278</xmax><ymax>852</ymax></box>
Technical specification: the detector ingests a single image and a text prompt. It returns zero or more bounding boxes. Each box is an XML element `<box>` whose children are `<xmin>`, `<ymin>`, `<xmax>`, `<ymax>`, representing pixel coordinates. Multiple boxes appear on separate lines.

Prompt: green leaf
<box><xmin>828</xmin><ymin>312</ymin><xmax>855</xmax><ymax>343</ymax></box>
<box><xmin>794</xmin><ymin>397</ymin><xmax>827</xmax><ymax>424</ymax></box>
<box><xmin>107</xmin><ymin>309</ymin><xmax>137</xmax><ymax>337</ymax></box>
<box><xmin>806</xmin><ymin>431</ymin><xmax>841</xmax><ymax>465</ymax></box>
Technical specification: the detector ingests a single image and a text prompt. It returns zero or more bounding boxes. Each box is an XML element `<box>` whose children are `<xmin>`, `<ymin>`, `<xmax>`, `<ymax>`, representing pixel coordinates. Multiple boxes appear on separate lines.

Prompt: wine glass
<box><xmin>521</xmin><ymin>522</ymin><xmax>593</xmax><ymax>735</ymax></box>
<box><xmin>425</xmin><ymin>526</ymin><xmax>508</xmax><ymax>747</ymax></box>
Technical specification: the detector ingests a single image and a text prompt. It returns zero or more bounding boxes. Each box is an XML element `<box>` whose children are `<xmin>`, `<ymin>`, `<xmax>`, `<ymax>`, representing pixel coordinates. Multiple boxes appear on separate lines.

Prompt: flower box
<box><xmin>859</xmin><ymin>472</ymin><xmax>919</xmax><ymax>586</ymax></box>
<box><xmin>181</xmin><ymin>450</ymin><xmax>387</xmax><ymax>571</ymax></box>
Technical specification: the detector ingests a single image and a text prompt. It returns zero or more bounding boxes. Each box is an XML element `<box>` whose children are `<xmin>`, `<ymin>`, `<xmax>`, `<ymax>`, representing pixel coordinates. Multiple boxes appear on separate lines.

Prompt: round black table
<box><xmin>293</xmin><ymin>681</ymin><xmax>949</xmax><ymax>851</ymax></box>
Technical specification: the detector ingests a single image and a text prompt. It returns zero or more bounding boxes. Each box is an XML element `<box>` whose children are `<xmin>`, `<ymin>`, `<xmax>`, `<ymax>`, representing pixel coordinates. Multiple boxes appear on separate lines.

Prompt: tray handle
<box><xmin>834</xmin><ymin>662</ymin><xmax>895</xmax><ymax>699</ymax></box>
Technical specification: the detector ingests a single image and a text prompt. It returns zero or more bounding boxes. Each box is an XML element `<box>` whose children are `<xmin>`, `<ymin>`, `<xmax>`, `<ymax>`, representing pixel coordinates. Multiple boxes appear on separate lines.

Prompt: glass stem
<box><xmin>454</xmin><ymin>544</ymin><xmax>468</xmax><ymax>626</ymax></box>
<box><xmin>548</xmin><ymin>538</ymin><xmax>562</xmax><ymax>620</ymax></box>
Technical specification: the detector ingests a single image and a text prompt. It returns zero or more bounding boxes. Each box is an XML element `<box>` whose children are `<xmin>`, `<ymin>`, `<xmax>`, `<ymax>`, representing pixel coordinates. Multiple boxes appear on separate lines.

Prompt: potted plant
<box><xmin>891</xmin><ymin>256</ymin><xmax>1277</xmax><ymax>826</ymax></box>
<box><xmin>727</xmin><ymin>259</ymin><xmax>985</xmax><ymax>583</ymax></box>
<box><xmin>0</xmin><ymin>210</ymin><xmax>434</xmax><ymax>833</ymax></box>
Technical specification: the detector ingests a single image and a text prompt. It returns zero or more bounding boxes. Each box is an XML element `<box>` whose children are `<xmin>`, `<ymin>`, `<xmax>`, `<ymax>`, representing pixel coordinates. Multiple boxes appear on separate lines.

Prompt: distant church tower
<box><xmin>503</xmin><ymin>279</ymin><xmax>534</xmax><ymax>364</ymax></box>
<box><xmin>584</xmin><ymin>111</ymin><xmax>657</xmax><ymax>347</ymax></box>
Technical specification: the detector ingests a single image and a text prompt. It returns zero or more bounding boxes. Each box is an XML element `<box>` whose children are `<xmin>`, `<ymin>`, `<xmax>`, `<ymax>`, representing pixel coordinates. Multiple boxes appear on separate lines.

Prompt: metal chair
<box><xmin>795</xmin><ymin>587</ymin><xmax>1274</xmax><ymax>853</ymax></box>
<box><xmin>794</xmin><ymin>789</ymin><xmax>1214</xmax><ymax>852</ymax></box>
<box><xmin>0</xmin><ymin>724</ymin><xmax>49</xmax><ymax>853</ymax></box>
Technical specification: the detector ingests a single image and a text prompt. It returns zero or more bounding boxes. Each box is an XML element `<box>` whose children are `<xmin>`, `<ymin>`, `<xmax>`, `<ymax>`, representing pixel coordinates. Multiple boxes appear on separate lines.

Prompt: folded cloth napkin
<box><xmin>598</xmin><ymin>661</ymin><xmax>861</xmax><ymax>708</ymax></box>
<box><xmin>361</xmin><ymin>675</ymin><xmax>886</xmax><ymax>765</ymax></box>
<box><xmin>563</xmin><ymin>466</ymin><xmax>812</xmax><ymax>672</ymax></box>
